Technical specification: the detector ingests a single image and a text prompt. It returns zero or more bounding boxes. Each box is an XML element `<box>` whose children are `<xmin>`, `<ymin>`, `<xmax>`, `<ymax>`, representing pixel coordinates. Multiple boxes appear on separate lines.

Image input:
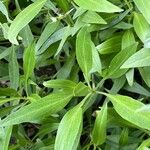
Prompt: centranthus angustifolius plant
<box><xmin>0</xmin><ymin>0</ymin><xmax>150</xmax><ymax>149</ymax></box>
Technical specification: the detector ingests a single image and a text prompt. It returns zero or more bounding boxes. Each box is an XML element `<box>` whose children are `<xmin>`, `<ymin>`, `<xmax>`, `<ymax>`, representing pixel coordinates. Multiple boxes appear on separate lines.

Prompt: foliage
<box><xmin>0</xmin><ymin>0</ymin><xmax>150</xmax><ymax>149</ymax></box>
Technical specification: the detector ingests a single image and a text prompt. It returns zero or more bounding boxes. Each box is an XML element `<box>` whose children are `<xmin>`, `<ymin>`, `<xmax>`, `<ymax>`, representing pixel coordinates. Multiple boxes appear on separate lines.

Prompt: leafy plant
<box><xmin>0</xmin><ymin>0</ymin><xmax>150</xmax><ymax>149</ymax></box>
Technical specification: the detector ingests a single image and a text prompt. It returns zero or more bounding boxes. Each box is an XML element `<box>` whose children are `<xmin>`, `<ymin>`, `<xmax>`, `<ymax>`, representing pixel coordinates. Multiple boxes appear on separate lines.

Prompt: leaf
<box><xmin>106</xmin><ymin>43</ymin><xmax>138</xmax><ymax>78</ymax></box>
<box><xmin>105</xmin><ymin>93</ymin><xmax>150</xmax><ymax>130</ymax></box>
<box><xmin>37</xmin><ymin>27</ymin><xmax>70</xmax><ymax>55</ymax></box>
<box><xmin>81</xmin><ymin>11</ymin><xmax>107</xmax><ymax>24</ymax></box>
<box><xmin>0</xmin><ymin>1</ymin><xmax>12</xmax><ymax>22</ymax></box>
<box><xmin>90</xmin><ymin>42</ymin><xmax>102</xmax><ymax>74</ymax></box>
<box><xmin>121</xmin><ymin>48</ymin><xmax>150</xmax><ymax>68</ymax></box>
<box><xmin>0</xmin><ymin>126</ymin><xmax>12</xmax><ymax>150</ymax></box>
<box><xmin>92</xmin><ymin>103</ymin><xmax>107</xmax><ymax>146</ymax></box>
<box><xmin>73</xmin><ymin>82</ymin><xmax>90</xmax><ymax>96</ymax></box>
<box><xmin>23</xmin><ymin>42</ymin><xmax>36</xmax><ymax>82</ymax></box>
<box><xmin>139</xmin><ymin>67</ymin><xmax>150</xmax><ymax>87</ymax></box>
<box><xmin>133</xmin><ymin>0</ymin><xmax>150</xmax><ymax>24</ymax></box>
<box><xmin>137</xmin><ymin>139</ymin><xmax>150</xmax><ymax>150</ymax></box>
<box><xmin>76</xmin><ymin>26</ymin><xmax>92</xmax><ymax>80</ymax></box>
<box><xmin>55</xmin><ymin>106</ymin><xmax>83</xmax><ymax>150</ymax></box>
<box><xmin>74</xmin><ymin>0</ymin><xmax>123</xmax><ymax>13</ymax></box>
<box><xmin>133</xmin><ymin>12</ymin><xmax>150</xmax><ymax>43</ymax></box>
<box><xmin>125</xmin><ymin>69</ymin><xmax>134</xmax><ymax>86</ymax></box>
<box><xmin>8</xmin><ymin>0</ymin><xmax>47</xmax><ymax>45</ymax></box>
<box><xmin>55</xmin><ymin>25</ymin><xmax>71</xmax><ymax>56</ymax></box>
<box><xmin>9</xmin><ymin>46</ymin><xmax>19</xmax><ymax>90</ymax></box>
<box><xmin>43</xmin><ymin>79</ymin><xmax>77</xmax><ymax>89</ymax></box>
<box><xmin>119</xmin><ymin>128</ymin><xmax>129</xmax><ymax>146</ymax></box>
<box><xmin>20</xmin><ymin>25</ymin><xmax>34</xmax><ymax>47</ymax></box>
<box><xmin>43</xmin><ymin>80</ymin><xmax>90</xmax><ymax>97</ymax></box>
<box><xmin>36</xmin><ymin>21</ymin><xmax>59</xmax><ymax>51</ymax></box>
<box><xmin>0</xmin><ymin>92</ymin><xmax>73</xmax><ymax>127</ymax></box>
<box><xmin>124</xmin><ymin>82</ymin><xmax>150</xmax><ymax>97</ymax></box>
<box><xmin>97</xmin><ymin>35</ymin><xmax>122</xmax><ymax>54</ymax></box>
<box><xmin>122</xmin><ymin>30</ymin><xmax>135</xmax><ymax>50</ymax></box>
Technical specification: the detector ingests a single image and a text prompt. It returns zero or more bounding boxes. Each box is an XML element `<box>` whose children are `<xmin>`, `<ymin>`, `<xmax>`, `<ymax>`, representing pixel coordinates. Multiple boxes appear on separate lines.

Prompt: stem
<box><xmin>95</xmin><ymin>78</ymin><xmax>106</xmax><ymax>91</ymax></box>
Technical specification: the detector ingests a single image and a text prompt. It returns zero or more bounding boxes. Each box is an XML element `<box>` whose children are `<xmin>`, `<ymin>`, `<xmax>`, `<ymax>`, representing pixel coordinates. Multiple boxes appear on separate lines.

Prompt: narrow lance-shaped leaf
<box><xmin>8</xmin><ymin>0</ymin><xmax>47</xmax><ymax>45</ymax></box>
<box><xmin>9</xmin><ymin>46</ymin><xmax>19</xmax><ymax>90</ymax></box>
<box><xmin>76</xmin><ymin>26</ymin><xmax>92</xmax><ymax>80</ymax></box>
<box><xmin>55</xmin><ymin>25</ymin><xmax>71</xmax><ymax>56</ymax></box>
<box><xmin>92</xmin><ymin>102</ymin><xmax>107</xmax><ymax>146</ymax></box>
<box><xmin>36</xmin><ymin>21</ymin><xmax>60</xmax><ymax>51</ymax></box>
<box><xmin>74</xmin><ymin>0</ymin><xmax>123</xmax><ymax>13</ymax></box>
<box><xmin>133</xmin><ymin>0</ymin><xmax>150</xmax><ymax>24</ymax></box>
<box><xmin>122</xmin><ymin>30</ymin><xmax>135</xmax><ymax>50</ymax></box>
<box><xmin>0</xmin><ymin>126</ymin><xmax>12</xmax><ymax>150</ymax></box>
<box><xmin>81</xmin><ymin>10</ymin><xmax>107</xmax><ymax>24</ymax></box>
<box><xmin>0</xmin><ymin>1</ymin><xmax>12</xmax><ymax>22</ymax></box>
<box><xmin>90</xmin><ymin>42</ymin><xmax>102</xmax><ymax>74</ymax></box>
<box><xmin>106</xmin><ymin>43</ymin><xmax>138</xmax><ymax>79</ymax></box>
<box><xmin>55</xmin><ymin>105</ymin><xmax>83</xmax><ymax>150</ymax></box>
<box><xmin>122</xmin><ymin>30</ymin><xmax>135</xmax><ymax>86</ymax></box>
<box><xmin>104</xmin><ymin>93</ymin><xmax>150</xmax><ymax>130</ymax></box>
<box><xmin>121</xmin><ymin>48</ymin><xmax>150</xmax><ymax>68</ymax></box>
<box><xmin>139</xmin><ymin>67</ymin><xmax>150</xmax><ymax>87</ymax></box>
<box><xmin>0</xmin><ymin>92</ymin><xmax>73</xmax><ymax>127</ymax></box>
<box><xmin>23</xmin><ymin>42</ymin><xmax>36</xmax><ymax>82</ymax></box>
<box><xmin>137</xmin><ymin>138</ymin><xmax>150</xmax><ymax>150</ymax></box>
<box><xmin>119</xmin><ymin>128</ymin><xmax>129</xmax><ymax>146</ymax></box>
<box><xmin>97</xmin><ymin>35</ymin><xmax>122</xmax><ymax>54</ymax></box>
<box><xmin>43</xmin><ymin>79</ymin><xmax>77</xmax><ymax>89</ymax></box>
<box><xmin>133</xmin><ymin>12</ymin><xmax>150</xmax><ymax>43</ymax></box>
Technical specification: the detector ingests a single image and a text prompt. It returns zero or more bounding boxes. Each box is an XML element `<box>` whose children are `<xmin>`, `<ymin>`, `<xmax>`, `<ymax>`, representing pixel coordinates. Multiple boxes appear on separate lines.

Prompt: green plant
<box><xmin>0</xmin><ymin>0</ymin><xmax>150</xmax><ymax>149</ymax></box>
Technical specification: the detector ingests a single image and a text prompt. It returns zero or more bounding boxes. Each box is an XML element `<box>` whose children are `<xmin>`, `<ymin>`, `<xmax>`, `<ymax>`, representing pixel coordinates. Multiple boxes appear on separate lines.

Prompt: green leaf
<box><xmin>133</xmin><ymin>12</ymin><xmax>150</xmax><ymax>43</ymax></box>
<box><xmin>8</xmin><ymin>0</ymin><xmax>47</xmax><ymax>45</ymax></box>
<box><xmin>73</xmin><ymin>82</ymin><xmax>90</xmax><ymax>97</ymax></box>
<box><xmin>81</xmin><ymin>11</ymin><xmax>107</xmax><ymax>24</ymax></box>
<box><xmin>106</xmin><ymin>43</ymin><xmax>138</xmax><ymax>78</ymax></box>
<box><xmin>38</xmin><ymin>27</ymin><xmax>70</xmax><ymax>55</ymax></box>
<box><xmin>122</xmin><ymin>30</ymin><xmax>135</xmax><ymax>50</ymax></box>
<box><xmin>0</xmin><ymin>1</ymin><xmax>12</xmax><ymax>22</ymax></box>
<box><xmin>92</xmin><ymin>102</ymin><xmax>107</xmax><ymax>146</ymax></box>
<box><xmin>20</xmin><ymin>25</ymin><xmax>34</xmax><ymax>47</ymax></box>
<box><xmin>121</xmin><ymin>48</ymin><xmax>150</xmax><ymax>68</ymax></box>
<box><xmin>0</xmin><ymin>126</ymin><xmax>12</xmax><ymax>150</ymax></box>
<box><xmin>43</xmin><ymin>79</ymin><xmax>77</xmax><ymax>89</ymax></box>
<box><xmin>90</xmin><ymin>42</ymin><xmax>102</xmax><ymax>74</ymax></box>
<box><xmin>55</xmin><ymin>25</ymin><xmax>71</xmax><ymax>56</ymax></box>
<box><xmin>74</xmin><ymin>0</ymin><xmax>123</xmax><ymax>13</ymax></box>
<box><xmin>137</xmin><ymin>139</ymin><xmax>150</xmax><ymax>150</ymax></box>
<box><xmin>9</xmin><ymin>46</ymin><xmax>19</xmax><ymax>90</ymax></box>
<box><xmin>105</xmin><ymin>93</ymin><xmax>150</xmax><ymax>130</ymax></box>
<box><xmin>55</xmin><ymin>106</ymin><xmax>83</xmax><ymax>150</ymax></box>
<box><xmin>119</xmin><ymin>128</ymin><xmax>129</xmax><ymax>146</ymax></box>
<box><xmin>133</xmin><ymin>0</ymin><xmax>150</xmax><ymax>24</ymax></box>
<box><xmin>125</xmin><ymin>69</ymin><xmax>134</xmax><ymax>86</ymax></box>
<box><xmin>23</xmin><ymin>42</ymin><xmax>35</xmax><ymax>82</ymax></box>
<box><xmin>139</xmin><ymin>67</ymin><xmax>150</xmax><ymax>87</ymax></box>
<box><xmin>97</xmin><ymin>35</ymin><xmax>122</xmax><ymax>54</ymax></box>
<box><xmin>76</xmin><ymin>26</ymin><xmax>92</xmax><ymax>80</ymax></box>
<box><xmin>36</xmin><ymin>21</ymin><xmax>59</xmax><ymax>51</ymax></box>
<box><xmin>0</xmin><ymin>92</ymin><xmax>73</xmax><ymax>127</ymax></box>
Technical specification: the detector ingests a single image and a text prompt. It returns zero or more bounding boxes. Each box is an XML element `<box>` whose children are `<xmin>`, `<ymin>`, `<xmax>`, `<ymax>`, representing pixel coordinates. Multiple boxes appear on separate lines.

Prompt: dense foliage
<box><xmin>0</xmin><ymin>0</ymin><xmax>150</xmax><ymax>149</ymax></box>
